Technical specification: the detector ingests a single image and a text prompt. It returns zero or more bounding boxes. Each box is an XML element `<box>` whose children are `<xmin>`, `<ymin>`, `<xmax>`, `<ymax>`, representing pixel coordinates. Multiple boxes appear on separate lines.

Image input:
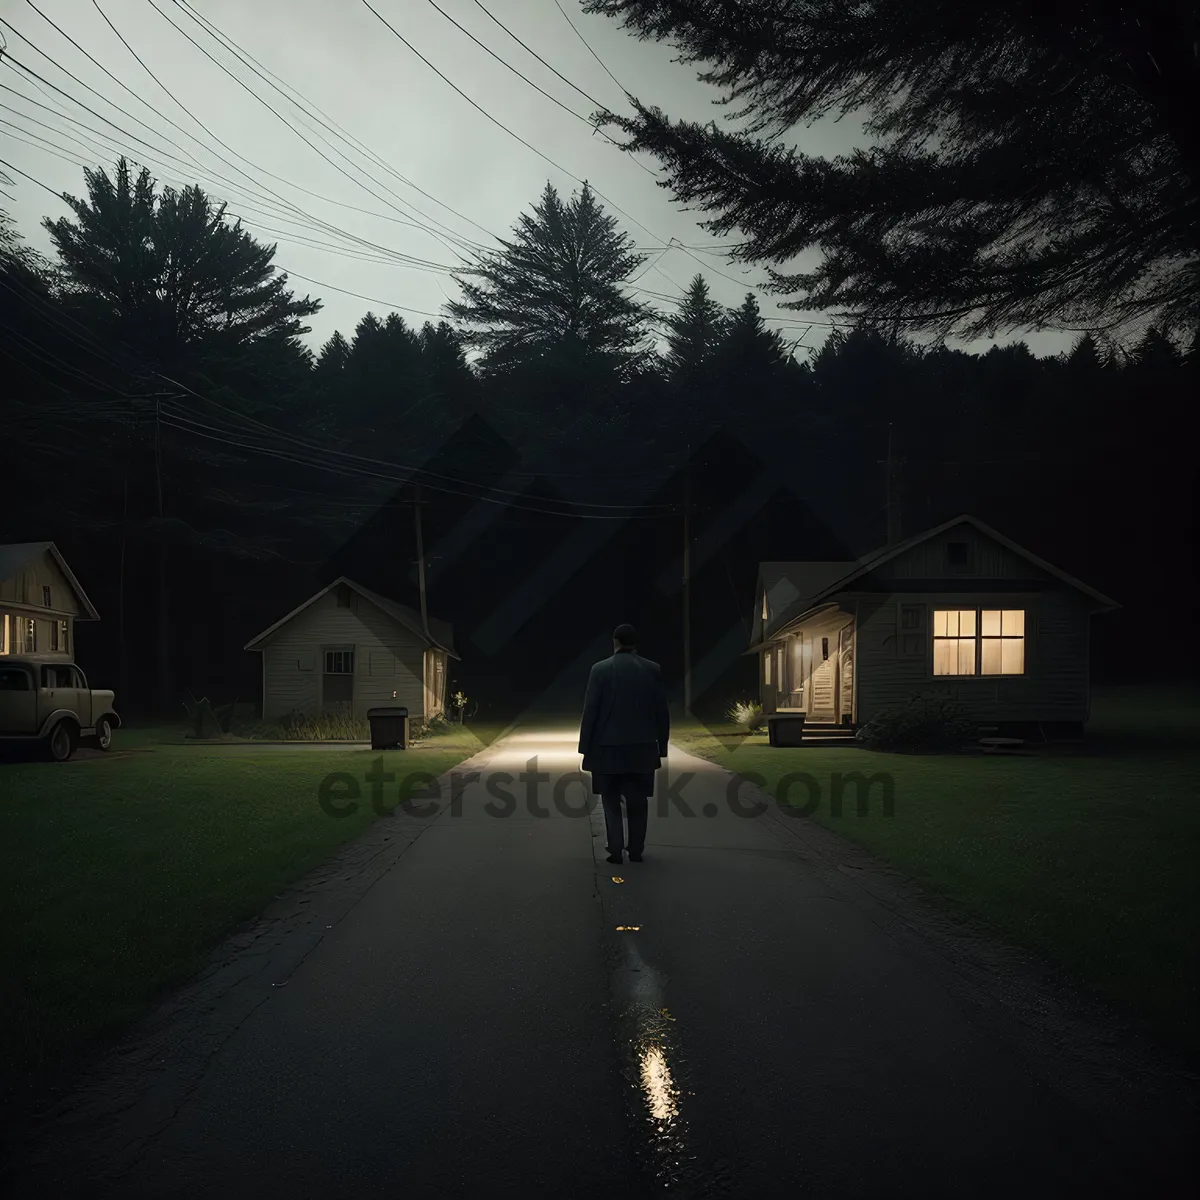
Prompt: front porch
<box><xmin>762</xmin><ymin>604</ymin><xmax>856</xmax><ymax>739</ymax></box>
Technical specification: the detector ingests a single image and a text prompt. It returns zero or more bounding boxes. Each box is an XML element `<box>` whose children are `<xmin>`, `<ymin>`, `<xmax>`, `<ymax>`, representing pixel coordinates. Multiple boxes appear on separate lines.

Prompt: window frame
<box><xmin>323</xmin><ymin>646</ymin><xmax>355</xmax><ymax>675</ymax></box>
<box><xmin>898</xmin><ymin>604</ymin><xmax>926</xmax><ymax>657</ymax></box>
<box><xmin>0</xmin><ymin>613</ymin><xmax>7</xmax><ymax>656</ymax></box>
<box><xmin>931</xmin><ymin>607</ymin><xmax>1027</xmax><ymax>678</ymax></box>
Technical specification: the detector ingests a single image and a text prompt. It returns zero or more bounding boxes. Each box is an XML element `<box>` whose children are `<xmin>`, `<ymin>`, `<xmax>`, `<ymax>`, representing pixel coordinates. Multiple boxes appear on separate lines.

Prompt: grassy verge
<box><xmin>0</xmin><ymin>721</ymin><xmax>492</xmax><ymax>1104</ymax></box>
<box><xmin>674</xmin><ymin>687</ymin><xmax>1200</xmax><ymax>1058</ymax></box>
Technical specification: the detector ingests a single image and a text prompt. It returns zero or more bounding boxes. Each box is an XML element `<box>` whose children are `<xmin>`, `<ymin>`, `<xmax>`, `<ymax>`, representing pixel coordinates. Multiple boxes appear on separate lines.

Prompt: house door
<box><xmin>423</xmin><ymin>649</ymin><xmax>446</xmax><ymax>718</ymax></box>
<box><xmin>808</xmin><ymin>635</ymin><xmax>836</xmax><ymax>721</ymax></box>
<box><xmin>321</xmin><ymin>647</ymin><xmax>355</xmax><ymax>712</ymax></box>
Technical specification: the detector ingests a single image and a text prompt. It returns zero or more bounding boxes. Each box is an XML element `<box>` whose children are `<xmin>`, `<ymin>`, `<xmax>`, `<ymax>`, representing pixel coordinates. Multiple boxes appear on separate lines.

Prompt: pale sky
<box><xmin>0</xmin><ymin>0</ymin><xmax>1073</xmax><ymax>359</ymax></box>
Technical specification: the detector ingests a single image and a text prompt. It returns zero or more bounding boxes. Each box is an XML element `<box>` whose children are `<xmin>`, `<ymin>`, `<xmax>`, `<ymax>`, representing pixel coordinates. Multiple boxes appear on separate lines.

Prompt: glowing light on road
<box><xmin>616</xmin><ymin>925</ymin><xmax>641</xmax><ymax>931</ymax></box>
<box><xmin>611</xmin><ymin>876</ymin><xmax>625</xmax><ymax>883</ymax></box>
<box><xmin>639</xmin><ymin>1044</ymin><xmax>679</xmax><ymax>1122</ymax></box>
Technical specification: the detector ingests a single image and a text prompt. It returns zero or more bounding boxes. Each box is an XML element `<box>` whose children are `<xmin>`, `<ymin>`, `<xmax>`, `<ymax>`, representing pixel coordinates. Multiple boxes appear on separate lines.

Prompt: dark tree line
<box><xmin>1</xmin><ymin>156</ymin><xmax>1196</xmax><ymax>713</ymax></box>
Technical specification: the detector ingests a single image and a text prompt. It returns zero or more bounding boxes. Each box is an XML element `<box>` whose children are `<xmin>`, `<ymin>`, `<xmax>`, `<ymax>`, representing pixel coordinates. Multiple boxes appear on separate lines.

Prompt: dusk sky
<box><xmin>1</xmin><ymin>0</ymin><xmax>1073</xmax><ymax>358</ymax></box>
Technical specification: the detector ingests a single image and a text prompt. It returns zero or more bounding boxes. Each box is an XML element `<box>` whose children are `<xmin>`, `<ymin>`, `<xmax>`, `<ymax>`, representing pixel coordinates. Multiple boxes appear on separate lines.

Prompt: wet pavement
<box><xmin>4</xmin><ymin>728</ymin><xmax>1196</xmax><ymax>1198</ymax></box>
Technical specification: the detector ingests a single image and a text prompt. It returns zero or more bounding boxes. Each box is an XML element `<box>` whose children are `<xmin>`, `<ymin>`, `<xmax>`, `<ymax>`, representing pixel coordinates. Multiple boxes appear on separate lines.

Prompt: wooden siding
<box><xmin>0</xmin><ymin>610</ymin><xmax>73</xmax><ymax>658</ymax></box>
<box><xmin>258</xmin><ymin>590</ymin><xmax>426</xmax><ymax>721</ymax></box>
<box><xmin>853</xmin><ymin>588</ymin><xmax>1092</xmax><ymax>724</ymax></box>
<box><xmin>870</xmin><ymin>522</ymin><xmax>1049</xmax><ymax>584</ymax></box>
<box><xmin>0</xmin><ymin>549</ymin><xmax>86</xmax><ymax>615</ymax></box>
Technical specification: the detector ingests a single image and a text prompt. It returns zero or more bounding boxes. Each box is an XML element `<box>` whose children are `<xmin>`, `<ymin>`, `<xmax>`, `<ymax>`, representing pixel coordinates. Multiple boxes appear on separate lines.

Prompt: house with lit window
<box><xmin>245</xmin><ymin>576</ymin><xmax>457</xmax><ymax>722</ymax></box>
<box><xmin>749</xmin><ymin>516</ymin><xmax>1118</xmax><ymax>736</ymax></box>
<box><xmin>0</xmin><ymin>542</ymin><xmax>99</xmax><ymax>659</ymax></box>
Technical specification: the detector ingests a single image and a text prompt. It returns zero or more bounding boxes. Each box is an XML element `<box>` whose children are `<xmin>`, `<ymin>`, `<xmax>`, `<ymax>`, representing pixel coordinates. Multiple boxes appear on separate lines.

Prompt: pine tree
<box><xmin>586</xmin><ymin>1</ymin><xmax>1200</xmax><ymax>340</ymax></box>
<box><xmin>663</xmin><ymin>273</ymin><xmax>727</xmax><ymax>388</ymax></box>
<box><xmin>445</xmin><ymin>182</ymin><xmax>654</xmax><ymax>382</ymax></box>
<box><xmin>44</xmin><ymin>158</ymin><xmax>320</xmax><ymax>370</ymax></box>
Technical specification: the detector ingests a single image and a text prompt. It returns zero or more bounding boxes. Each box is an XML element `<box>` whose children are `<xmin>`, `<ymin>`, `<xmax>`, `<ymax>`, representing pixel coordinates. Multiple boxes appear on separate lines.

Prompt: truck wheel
<box><xmin>92</xmin><ymin>717</ymin><xmax>114</xmax><ymax>751</ymax></box>
<box><xmin>46</xmin><ymin>721</ymin><xmax>77</xmax><ymax>762</ymax></box>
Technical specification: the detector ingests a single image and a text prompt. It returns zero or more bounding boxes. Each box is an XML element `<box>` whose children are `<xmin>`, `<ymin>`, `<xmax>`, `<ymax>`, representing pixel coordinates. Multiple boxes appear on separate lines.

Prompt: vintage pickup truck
<box><xmin>0</xmin><ymin>656</ymin><xmax>121</xmax><ymax>761</ymax></box>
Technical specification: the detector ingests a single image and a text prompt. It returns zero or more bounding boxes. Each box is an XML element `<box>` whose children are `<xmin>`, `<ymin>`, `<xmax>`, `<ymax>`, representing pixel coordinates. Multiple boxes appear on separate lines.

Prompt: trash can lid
<box><xmin>366</xmin><ymin>706</ymin><xmax>408</xmax><ymax>717</ymax></box>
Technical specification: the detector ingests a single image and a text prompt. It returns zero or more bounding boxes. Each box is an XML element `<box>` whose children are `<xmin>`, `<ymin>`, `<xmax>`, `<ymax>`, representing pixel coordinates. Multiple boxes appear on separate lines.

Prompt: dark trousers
<box><xmin>601</xmin><ymin>775</ymin><xmax>649</xmax><ymax>856</ymax></box>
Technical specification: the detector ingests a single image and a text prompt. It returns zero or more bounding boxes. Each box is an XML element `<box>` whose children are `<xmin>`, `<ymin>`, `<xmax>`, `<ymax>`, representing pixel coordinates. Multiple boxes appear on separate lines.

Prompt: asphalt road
<box><xmin>5</xmin><ymin>728</ymin><xmax>1196</xmax><ymax>1198</ymax></box>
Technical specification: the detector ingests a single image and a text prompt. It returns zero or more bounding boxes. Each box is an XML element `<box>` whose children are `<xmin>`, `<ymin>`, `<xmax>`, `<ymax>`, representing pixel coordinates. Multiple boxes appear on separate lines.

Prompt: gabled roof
<box><xmin>824</xmin><ymin>515</ymin><xmax>1119</xmax><ymax>612</ymax></box>
<box><xmin>751</xmin><ymin>516</ymin><xmax>1118</xmax><ymax>650</ymax></box>
<box><xmin>0</xmin><ymin>541</ymin><xmax>100</xmax><ymax>620</ymax></box>
<box><xmin>759</xmin><ymin>560</ymin><xmax>859</xmax><ymax>639</ymax></box>
<box><xmin>244</xmin><ymin>576</ymin><xmax>458</xmax><ymax>657</ymax></box>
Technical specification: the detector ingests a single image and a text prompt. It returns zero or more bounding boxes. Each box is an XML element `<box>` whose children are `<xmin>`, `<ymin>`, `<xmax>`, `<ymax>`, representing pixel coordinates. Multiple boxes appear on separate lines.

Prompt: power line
<box><xmin>274</xmin><ymin>268</ymin><xmax>451</xmax><ymax>320</ymax></box>
<box><xmin>162</xmin><ymin>0</ymin><xmax>495</xmax><ymax>255</ymax></box>
<box><xmin>552</xmin><ymin>0</ymin><xmax>630</xmax><ymax>99</ymax></box>
<box><xmin>419</xmin><ymin>0</ymin><xmax>606</xmax><ymax>136</ymax></box>
<box><xmin>356</xmin><ymin>0</ymin><xmax>673</xmax><ymax>258</ymax></box>
<box><xmin>173</xmin><ymin>0</ymin><xmax>503</xmax><ymax>249</ymax></box>
<box><xmin>158</xmin><ymin>408</ymin><xmax>684</xmax><ymax>518</ymax></box>
<box><xmin>80</xmin><ymin>0</ymin><xmax>489</xmax><ymax>253</ymax></box>
<box><xmin>0</xmin><ymin>80</ymin><xmax>465</xmax><ymax>274</ymax></box>
<box><xmin>471</xmin><ymin>0</ymin><xmax>608</xmax><ymax>110</ymax></box>
<box><xmin>0</xmin><ymin>54</ymin><xmax>471</xmax><ymax>275</ymax></box>
<box><xmin>137</xmin><ymin>0</ymin><xmax>485</xmax><ymax>261</ymax></box>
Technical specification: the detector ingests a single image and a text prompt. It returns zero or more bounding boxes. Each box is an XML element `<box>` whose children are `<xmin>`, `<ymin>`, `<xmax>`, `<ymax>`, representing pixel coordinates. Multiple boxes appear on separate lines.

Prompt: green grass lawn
<box><xmin>675</xmin><ymin>686</ymin><xmax>1200</xmax><ymax>1059</ymax></box>
<box><xmin>0</xmin><ymin>721</ymin><xmax>495</xmax><ymax>1104</ymax></box>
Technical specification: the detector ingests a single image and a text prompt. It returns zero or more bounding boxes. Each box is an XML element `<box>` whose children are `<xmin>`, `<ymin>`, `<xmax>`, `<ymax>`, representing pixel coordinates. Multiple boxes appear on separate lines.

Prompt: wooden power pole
<box><xmin>882</xmin><ymin>423</ymin><xmax>904</xmax><ymax>545</ymax></box>
<box><xmin>154</xmin><ymin>396</ymin><xmax>169</xmax><ymax>713</ymax></box>
<box><xmin>682</xmin><ymin>458</ymin><xmax>692</xmax><ymax>716</ymax></box>
<box><xmin>412</xmin><ymin>480</ymin><xmax>430</xmax><ymax>638</ymax></box>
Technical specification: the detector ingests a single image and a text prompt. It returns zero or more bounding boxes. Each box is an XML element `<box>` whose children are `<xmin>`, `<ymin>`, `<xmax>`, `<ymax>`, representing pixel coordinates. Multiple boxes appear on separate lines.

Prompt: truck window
<box><xmin>0</xmin><ymin>667</ymin><xmax>32</xmax><ymax>691</ymax></box>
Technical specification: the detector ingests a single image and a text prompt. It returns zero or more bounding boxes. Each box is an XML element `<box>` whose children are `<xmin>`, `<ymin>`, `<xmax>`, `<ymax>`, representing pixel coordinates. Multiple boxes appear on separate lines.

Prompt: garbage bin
<box><xmin>767</xmin><ymin>713</ymin><xmax>806</xmax><ymax>747</ymax></box>
<box><xmin>367</xmin><ymin>706</ymin><xmax>409</xmax><ymax>750</ymax></box>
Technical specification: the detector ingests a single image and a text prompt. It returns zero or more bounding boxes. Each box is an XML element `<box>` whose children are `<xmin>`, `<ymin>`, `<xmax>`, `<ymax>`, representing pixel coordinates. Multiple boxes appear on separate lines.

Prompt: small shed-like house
<box><xmin>245</xmin><ymin>577</ymin><xmax>457</xmax><ymax>722</ymax></box>
<box><xmin>749</xmin><ymin>516</ymin><xmax>1118</xmax><ymax>734</ymax></box>
<box><xmin>0</xmin><ymin>542</ymin><xmax>100</xmax><ymax>659</ymax></box>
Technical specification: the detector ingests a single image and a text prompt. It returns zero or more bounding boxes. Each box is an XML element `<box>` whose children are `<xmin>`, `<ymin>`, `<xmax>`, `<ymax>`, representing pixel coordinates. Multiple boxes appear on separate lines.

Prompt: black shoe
<box><xmin>628</xmin><ymin>852</ymin><xmax>643</xmax><ymax>863</ymax></box>
<box><xmin>606</xmin><ymin>853</ymin><xmax>623</xmax><ymax>864</ymax></box>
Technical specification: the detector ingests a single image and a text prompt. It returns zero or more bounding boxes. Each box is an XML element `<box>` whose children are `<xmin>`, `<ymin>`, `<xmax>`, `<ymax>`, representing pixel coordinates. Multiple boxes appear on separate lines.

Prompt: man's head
<box><xmin>612</xmin><ymin>623</ymin><xmax>637</xmax><ymax>651</ymax></box>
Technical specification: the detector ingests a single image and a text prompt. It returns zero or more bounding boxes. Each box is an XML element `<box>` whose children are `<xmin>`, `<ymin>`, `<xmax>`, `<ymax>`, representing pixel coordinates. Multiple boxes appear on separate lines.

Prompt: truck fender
<box><xmin>37</xmin><ymin>710</ymin><xmax>82</xmax><ymax>739</ymax></box>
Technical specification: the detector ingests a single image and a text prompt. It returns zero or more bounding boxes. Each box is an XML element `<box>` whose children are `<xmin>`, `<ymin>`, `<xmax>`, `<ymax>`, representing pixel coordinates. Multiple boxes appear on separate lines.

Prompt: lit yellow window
<box><xmin>933</xmin><ymin>608</ymin><xmax>1025</xmax><ymax>675</ymax></box>
<box><xmin>932</xmin><ymin>609</ymin><xmax>976</xmax><ymax>675</ymax></box>
<box><xmin>981</xmin><ymin>609</ymin><xmax>1024</xmax><ymax>675</ymax></box>
<box><xmin>764</xmin><ymin>652</ymin><xmax>772</xmax><ymax>685</ymax></box>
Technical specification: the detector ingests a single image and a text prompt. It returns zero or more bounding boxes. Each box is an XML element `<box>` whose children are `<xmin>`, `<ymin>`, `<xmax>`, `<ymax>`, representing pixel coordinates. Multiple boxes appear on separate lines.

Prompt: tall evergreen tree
<box><xmin>663</xmin><ymin>273</ymin><xmax>727</xmax><ymax>388</ymax></box>
<box><xmin>44</xmin><ymin>158</ymin><xmax>320</xmax><ymax>375</ymax></box>
<box><xmin>1129</xmin><ymin>326</ymin><xmax>1183</xmax><ymax>370</ymax></box>
<box><xmin>445</xmin><ymin>182</ymin><xmax>654</xmax><ymax>382</ymax></box>
<box><xmin>587</xmin><ymin>1</ymin><xmax>1200</xmax><ymax>341</ymax></box>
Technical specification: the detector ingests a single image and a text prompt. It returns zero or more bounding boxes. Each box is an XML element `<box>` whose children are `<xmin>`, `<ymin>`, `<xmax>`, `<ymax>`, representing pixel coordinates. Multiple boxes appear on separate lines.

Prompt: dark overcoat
<box><xmin>578</xmin><ymin>649</ymin><xmax>671</xmax><ymax>794</ymax></box>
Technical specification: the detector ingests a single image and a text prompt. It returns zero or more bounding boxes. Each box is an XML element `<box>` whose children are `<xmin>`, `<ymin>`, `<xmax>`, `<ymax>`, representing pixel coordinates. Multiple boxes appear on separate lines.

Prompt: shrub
<box><xmin>726</xmin><ymin>700</ymin><xmax>766</xmax><ymax>733</ymax></box>
<box><xmin>855</xmin><ymin>694</ymin><xmax>975</xmax><ymax>752</ymax></box>
<box><xmin>277</xmin><ymin>708</ymin><xmax>371</xmax><ymax>741</ymax></box>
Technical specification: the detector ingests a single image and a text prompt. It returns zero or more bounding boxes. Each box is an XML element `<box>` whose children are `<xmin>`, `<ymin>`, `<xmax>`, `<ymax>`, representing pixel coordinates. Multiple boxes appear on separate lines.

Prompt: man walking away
<box><xmin>578</xmin><ymin>624</ymin><xmax>671</xmax><ymax>865</ymax></box>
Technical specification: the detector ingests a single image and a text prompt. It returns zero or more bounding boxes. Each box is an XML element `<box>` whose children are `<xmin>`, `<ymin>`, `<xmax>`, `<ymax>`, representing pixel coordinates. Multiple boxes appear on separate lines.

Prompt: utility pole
<box><xmin>682</xmin><ymin>456</ymin><xmax>692</xmax><ymax>717</ymax></box>
<box><xmin>412</xmin><ymin>479</ymin><xmax>430</xmax><ymax>638</ymax></box>
<box><xmin>154</xmin><ymin>396</ymin><xmax>169</xmax><ymax>713</ymax></box>
<box><xmin>881</xmin><ymin>423</ymin><xmax>904</xmax><ymax>545</ymax></box>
